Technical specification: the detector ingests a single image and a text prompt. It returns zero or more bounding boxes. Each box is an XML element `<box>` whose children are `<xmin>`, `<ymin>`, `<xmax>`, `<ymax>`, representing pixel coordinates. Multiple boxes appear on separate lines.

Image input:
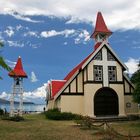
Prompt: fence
<box><xmin>76</xmin><ymin>116</ymin><xmax>140</xmax><ymax>139</ymax></box>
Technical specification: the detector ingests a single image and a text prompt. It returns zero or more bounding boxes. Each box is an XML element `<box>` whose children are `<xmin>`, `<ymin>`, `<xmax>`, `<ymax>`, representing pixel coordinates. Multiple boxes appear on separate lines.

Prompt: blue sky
<box><xmin>0</xmin><ymin>0</ymin><xmax>139</xmax><ymax>104</ymax></box>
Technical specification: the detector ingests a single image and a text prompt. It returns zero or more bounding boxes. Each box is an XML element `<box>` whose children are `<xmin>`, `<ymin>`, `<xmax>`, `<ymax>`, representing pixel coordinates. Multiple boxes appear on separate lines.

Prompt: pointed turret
<box><xmin>91</xmin><ymin>12</ymin><xmax>112</xmax><ymax>43</ymax></box>
<box><xmin>8</xmin><ymin>56</ymin><xmax>27</xmax><ymax>78</ymax></box>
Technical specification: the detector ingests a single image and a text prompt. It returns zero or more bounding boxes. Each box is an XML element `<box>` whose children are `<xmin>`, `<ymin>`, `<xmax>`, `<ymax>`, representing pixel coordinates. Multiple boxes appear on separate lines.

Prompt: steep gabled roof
<box><xmin>91</xmin><ymin>12</ymin><xmax>112</xmax><ymax>38</ymax></box>
<box><xmin>51</xmin><ymin>80</ymin><xmax>66</xmax><ymax>98</ymax></box>
<box><xmin>54</xmin><ymin>41</ymin><xmax>128</xmax><ymax>100</ymax></box>
<box><xmin>9</xmin><ymin>56</ymin><xmax>27</xmax><ymax>78</ymax></box>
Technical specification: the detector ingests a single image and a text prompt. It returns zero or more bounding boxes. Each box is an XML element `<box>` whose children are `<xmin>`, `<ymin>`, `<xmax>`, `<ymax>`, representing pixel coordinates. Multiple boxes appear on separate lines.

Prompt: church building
<box><xmin>46</xmin><ymin>12</ymin><xmax>138</xmax><ymax>117</ymax></box>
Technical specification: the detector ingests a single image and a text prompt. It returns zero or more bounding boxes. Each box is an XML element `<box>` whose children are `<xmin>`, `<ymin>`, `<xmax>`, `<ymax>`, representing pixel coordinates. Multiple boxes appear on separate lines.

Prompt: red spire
<box><xmin>91</xmin><ymin>12</ymin><xmax>112</xmax><ymax>38</ymax></box>
<box><xmin>9</xmin><ymin>56</ymin><xmax>27</xmax><ymax>78</ymax></box>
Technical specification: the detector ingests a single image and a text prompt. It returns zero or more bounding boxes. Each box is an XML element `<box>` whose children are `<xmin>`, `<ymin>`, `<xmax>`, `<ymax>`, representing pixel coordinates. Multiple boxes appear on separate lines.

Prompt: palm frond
<box><xmin>0</xmin><ymin>56</ymin><xmax>12</xmax><ymax>71</ymax></box>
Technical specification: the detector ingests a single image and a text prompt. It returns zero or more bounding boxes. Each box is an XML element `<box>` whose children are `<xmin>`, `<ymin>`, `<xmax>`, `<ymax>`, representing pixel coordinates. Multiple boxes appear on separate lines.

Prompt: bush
<box><xmin>0</xmin><ymin>108</ymin><xmax>4</xmax><ymax>115</ymax></box>
<box><xmin>45</xmin><ymin>109</ymin><xmax>79</xmax><ymax>120</ymax></box>
<box><xmin>127</xmin><ymin>115</ymin><xmax>140</xmax><ymax>121</ymax></box>
<box><xmin>2</xmin><ymin>115</ymin><xmax>24</xmax><ymax>122</ymax></box>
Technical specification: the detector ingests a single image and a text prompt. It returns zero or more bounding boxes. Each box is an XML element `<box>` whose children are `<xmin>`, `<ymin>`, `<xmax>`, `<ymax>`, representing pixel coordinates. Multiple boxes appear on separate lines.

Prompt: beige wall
<box><xmin>84</xmin><ymin>68</ymin><xmax>87</xmax><ymax>82</ymax></box>
<box><xmin>109</xmin><ymin>84</ymin><xmax>125</xmax><ymax>116</ymax></box>
<box><xmin>64</xmin><ymin>86</ymin><xmax>69</xmax><ymax>93</ymax></box>
<box><xmin>87</xmin><ymin>61</ymin><xmax>94</xmax><ymax>81</ymax></box>
<box><xmin>84</xmin><ymin>83</ymin><xmax>126</xmax><ymax>117</ymax></box>
<box><xmin>77</xmin><ymin>72</ymin><xmax>83</xmax><ymax>92</ymax></box>
<box><xmin>124</xmin><ymin>80</ymin><xmax>130</xmax><ymax>93</ymax></box>
<box><xmin>116</xmin><ymin>62</ymin><xmax>123</xmax><ymax>81</ymax></box>
<box><xmin>131</xmin><ymin>87</ymin><xmax>134</xmax><ymax>93</ymax></box>
<box><xmin>47</xmin><ymin>100</ymin><xmax>55</xmax><ymax>110</ymax></box>
<box><xmin>84</xmin><ymin>84</ymin><xmax>102</xmax><ymax>117</ymax></box>
<box><xmin>54</xmin><ymin>97</ymin><xmax>61</xmax><ymax>109</ymax></box>
<box><xmin>61</xmin><ymin>95</ymin><xmax>84</xmax><ymax>115</ymax></box>
<box><xmin>70</xmin><ymin>79</ymin><xmax>76</xmax><ymax>92</ymax></box>
<box><xmin>124</xmin><ymin>95</ymin><xmax>138</xmax><ymax>114</ymax></box>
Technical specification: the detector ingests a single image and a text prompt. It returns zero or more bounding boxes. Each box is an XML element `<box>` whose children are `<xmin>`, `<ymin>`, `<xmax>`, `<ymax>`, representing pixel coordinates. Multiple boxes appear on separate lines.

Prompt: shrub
<box><xmin>127</xmin><ymin>115</ymin><xmax>140</xmax><ymax>121</ymax></box>
<box><xmin>0</xmin><ymin>108</ymin><xmax>4</xmax><ymax>115</ymax></box>
<box><xmin>45</xmin><ymin>109</ymin><xmax>79</xmax><ymax>120</ymax></box>
<box><xmin>2</xmin><ymin>115</ymin><xmax>24</xmax><ymax>122</ymax></box>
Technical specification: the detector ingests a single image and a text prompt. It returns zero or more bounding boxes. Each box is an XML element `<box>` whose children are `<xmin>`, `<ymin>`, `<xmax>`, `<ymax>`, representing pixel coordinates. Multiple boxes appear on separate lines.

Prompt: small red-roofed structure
<box><xmin>9</xmin><ymin>56</ymin><xmax>27</xmax><ymax>78</ymax></box>
<box><xmin>91</xmin><ymin>12</ymin><xmax>112</xmax><ymax>39</ymax></box>
<box><xmin>9</xmin><ymin>56</ymin><xmax>27</xmax><ymax>117</ymax></box>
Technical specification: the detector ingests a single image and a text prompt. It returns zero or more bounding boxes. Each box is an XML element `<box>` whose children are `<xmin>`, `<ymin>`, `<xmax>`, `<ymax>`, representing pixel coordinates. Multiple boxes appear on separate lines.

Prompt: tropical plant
<box><xmin>131</xmin><ymin>61</ymin><xmax>140</xmax><ymax>103</ymax></box>
<box><xmin>0</xmin><ymin>41</ymin><xmax>11</xmax><ymax>79</ymax></box>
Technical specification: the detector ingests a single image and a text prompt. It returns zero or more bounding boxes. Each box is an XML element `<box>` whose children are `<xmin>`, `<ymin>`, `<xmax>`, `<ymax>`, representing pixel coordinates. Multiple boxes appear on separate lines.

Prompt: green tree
<box><xmin>131</xmin><ymin>61</ymin><xmax>140</xmax><ymax>103</ymax></box>
<box><xmin>0</xmin><ymin>42</ymin><xmax>11</xmax><ymax>79</ymax></box>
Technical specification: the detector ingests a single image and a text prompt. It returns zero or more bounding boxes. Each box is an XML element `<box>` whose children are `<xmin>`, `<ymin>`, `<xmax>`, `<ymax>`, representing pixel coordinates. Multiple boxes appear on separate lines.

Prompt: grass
<box><xmin>0</xmin><ymin>113</ymin><xmax>140</xmax><ymax>140</ymax></box>
<box><xmin>0</xmin><ymin>114</ymin><xmax>95</xmax><ymax>140</ymax></box>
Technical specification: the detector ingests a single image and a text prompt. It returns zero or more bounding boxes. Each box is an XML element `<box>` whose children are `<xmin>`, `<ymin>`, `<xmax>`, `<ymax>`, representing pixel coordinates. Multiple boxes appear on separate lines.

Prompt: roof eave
<box><xmin>54</xmin><ymin>70</ymin><xmax>79</xmax><ymax>101</ymax></box>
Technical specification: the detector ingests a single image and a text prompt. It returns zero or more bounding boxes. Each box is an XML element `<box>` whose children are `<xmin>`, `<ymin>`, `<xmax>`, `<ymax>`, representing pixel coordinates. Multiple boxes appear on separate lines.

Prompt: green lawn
<box><xmin>0</xmin><ymin>114</ymin><xmax>140</xmax><ymax>140</ymax></box>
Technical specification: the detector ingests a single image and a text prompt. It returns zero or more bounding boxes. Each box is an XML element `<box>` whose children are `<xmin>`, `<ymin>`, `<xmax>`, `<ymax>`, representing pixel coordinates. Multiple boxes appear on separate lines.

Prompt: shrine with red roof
<box><xmin>46</xmin><ymin>12</ymin><xmax>138</xmax><ymax>117</ymax></box>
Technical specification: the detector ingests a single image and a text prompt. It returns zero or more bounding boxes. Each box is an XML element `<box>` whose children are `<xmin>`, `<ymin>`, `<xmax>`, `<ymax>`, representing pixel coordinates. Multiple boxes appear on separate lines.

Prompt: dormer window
<box><xmin>107</xmin><ymin>51</ymin><xmax>115</xmax><ymax>61</ymax></box>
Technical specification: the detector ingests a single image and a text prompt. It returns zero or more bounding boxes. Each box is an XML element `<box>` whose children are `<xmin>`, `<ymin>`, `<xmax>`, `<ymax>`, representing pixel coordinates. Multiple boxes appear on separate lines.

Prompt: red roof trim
<box><xmin>9</xmin><ymin>57</ymin><xmax>27</xmax><ymax>78</ymax></box>
<box><xmin>50</xmin><ymin>43</ymin><xmax>102</xmax><ymax>99</ymax></box>
<box><xmin>64</xmin><ymin>42</ymin><xmax>101</xmax><ymax>82</ymax></box>
<box><xmin>64</xmin><ymin>52</ymin><xmax>93</xmax><ymax>81</ymax></box>
<box><xmin>51</xmin><ymin>80</ymin><xmax>66</xmax><ymax>98</ymax></box>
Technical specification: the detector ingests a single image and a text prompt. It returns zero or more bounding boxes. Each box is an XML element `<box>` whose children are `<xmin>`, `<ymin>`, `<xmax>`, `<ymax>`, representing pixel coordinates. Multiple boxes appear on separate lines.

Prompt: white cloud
<box><xmin>6</xmin><ymin>59</ymin><xmax>16</xmax><ymax>68</ymax></box>
<box><xmin>24</xmin><ymin>84</ymin><xmax>47</xmax><ymax>99</ymax></box>
<box><xmin>125</xmin><ymin>58</ymin><xmax>139</xmax><ymax>75</ymax></box>
<box><xmin>0</xmin><ymin>0</ymin><xmax>140</xmax><ymax>30</ymax></box>
<box><xmin>16</xmin><ymin>25</ymin><xmax>23</xmax><ymax>31</ymax></box>
<box><xmin>5</xmin><ymin>10</ymin><xmax>43</xmax><ymax>23</ymax></box>
<box><xmin>30</xmin><ymin>71</ymin><xmax>38</xmax><ymax>82</ymax></box>
<box><xmin>63</xmin><ymin>42</ymin><xmax>68</xmax><ymax>45</ymax></box>
<box><xmin>0</xmin><ymin>92</ymin><xmax>10</xmax><ymax>100</ymax></box>
<box><xmin>24</xmin><ymin>31</ymin><xmax>39</xmax><ymax>38</ymax></box>
<box><xmin>7</xmin><ymin>40</ymin><xmax>24</xmax><ymax>47</ymax></box>
<box><xmin>4</xmin><ymin>26</ymin><xmax>14</xmax><ymax>37</ymax></box>
<box><xmin>41</xmin><ymin>29</ymin><xmax>90</xmax><ymax>44</ymax></box>
<box><xmin>74</xmin><ymin>30</ymin><xmax>90</xmax><ymax>44</ymax></box>
<box><xmin>23</xmin><ymin>83</ymin><xmax>47</xmax><ymax>104</ymax></box>
<box><xmin>41</xmin><ymin>29</ymin><xmax>76</xmax><ymax>38</ymax></box>
<box><xmin>0</xmin><ymin>83</ymin><xmax>47</xmax><ymax>104</ymax></box>
<box><xmin>66</xmin><ymin>16</ymin><xmax>91</xmax><ymax>24</ymax></box>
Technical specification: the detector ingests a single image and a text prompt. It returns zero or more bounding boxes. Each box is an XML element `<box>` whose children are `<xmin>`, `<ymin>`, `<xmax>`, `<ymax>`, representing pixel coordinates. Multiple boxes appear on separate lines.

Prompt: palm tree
<box><xmin>0</xmin><ymin>41</ymin><xmax>11</xmax><ymax>79</ymax></box>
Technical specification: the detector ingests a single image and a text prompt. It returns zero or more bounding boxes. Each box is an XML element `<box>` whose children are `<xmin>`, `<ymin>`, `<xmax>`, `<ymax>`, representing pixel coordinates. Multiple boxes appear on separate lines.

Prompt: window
<box><xmin>94</xmin><ymin>65</ymin><xmax>103</xmax><ymax>81</ymax></box>
<box><xmin>108</xmin><ymin>66</ymin><xmax>116</xmax><ymax>82</ymax></box>
<box><xmin>107</xmin><ymin>51</ymin><xmax>115</xmax><ymax>61</ymax></box>
<box><xmin>94</xmin><ymin>51</ymin><xmax>102</xmax><ymax>60</ymax></box>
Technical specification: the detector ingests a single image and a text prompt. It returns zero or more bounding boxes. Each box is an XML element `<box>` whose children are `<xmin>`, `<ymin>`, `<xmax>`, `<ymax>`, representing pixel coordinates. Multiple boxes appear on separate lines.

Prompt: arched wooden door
<box><xmin>94</xmin><ymin>87</ymin><xmax>119</xmax><ymax>116</ymax></box>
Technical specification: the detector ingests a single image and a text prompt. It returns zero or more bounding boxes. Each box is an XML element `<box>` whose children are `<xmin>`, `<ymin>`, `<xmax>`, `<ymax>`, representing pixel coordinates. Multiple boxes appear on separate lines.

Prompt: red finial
<box><xmin>8</xmin><ymin>56</ymin><xmax>27</xmax><ymax>78</ymax></box>
<box><xmin>91</xmin><ymin>12</ymin><xmax>112</xmax><ymax>38</ymax></box>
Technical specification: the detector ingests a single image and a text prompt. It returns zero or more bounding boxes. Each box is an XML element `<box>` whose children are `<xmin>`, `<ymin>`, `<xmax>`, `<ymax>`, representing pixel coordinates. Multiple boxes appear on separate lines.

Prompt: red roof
<box><xmin>91</xmin><ymin>12</ymin><xmax>112</xmax><ymax>38</ymax></box>
<box><xmin>64</xmin><ymin>42</ymin><xmax>101</xmax><ymax>81</ymax></box>
<box><xmin>9</xmin><ymin>56</ymin><xmax>27</xmax><ymax>78</ymax></box>
<box><xmin>49</xmin><ymin>43</ymin><xmax>102</xmax><ymax>99</ymax></box>
<box><xmin>51</xmin><ymin>80</ymin><xmax>66</xmax><ymax>98</ymax></box>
